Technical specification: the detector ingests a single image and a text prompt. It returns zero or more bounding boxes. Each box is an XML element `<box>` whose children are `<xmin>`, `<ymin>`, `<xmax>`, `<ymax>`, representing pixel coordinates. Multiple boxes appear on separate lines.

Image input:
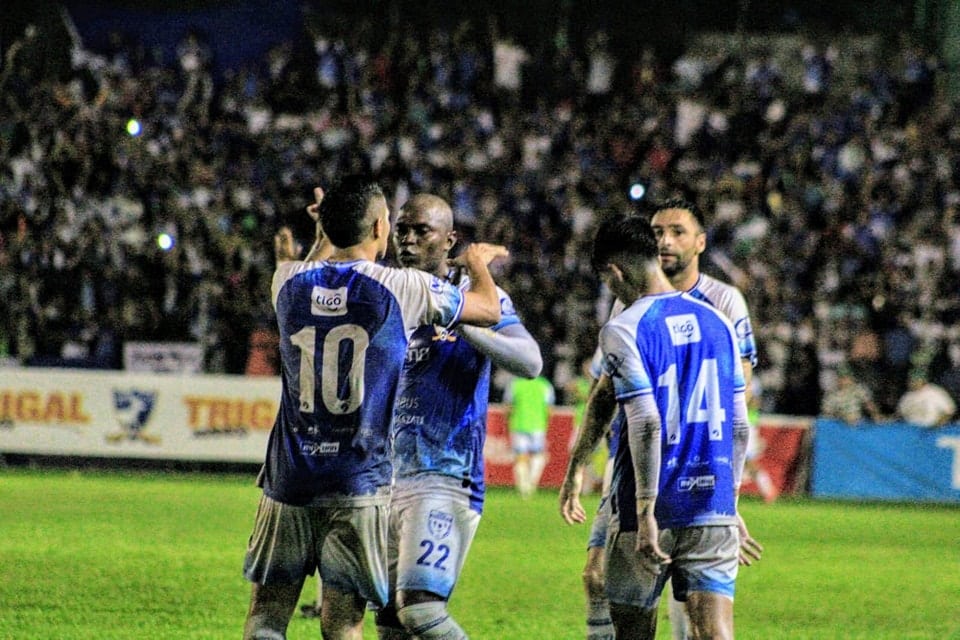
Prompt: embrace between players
<box><xmin>241</xmin><ymin>175</ymin><xmax>758</xmax><ymax>640</ymax></box>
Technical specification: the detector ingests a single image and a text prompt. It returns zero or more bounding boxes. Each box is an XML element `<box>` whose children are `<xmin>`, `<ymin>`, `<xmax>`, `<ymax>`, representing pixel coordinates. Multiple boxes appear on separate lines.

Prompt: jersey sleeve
<box><xmin>589</xmin><ymin>298</ymin><xmax>627</xmax><ymax>379</ymax></box>
<box><xmin>724</xmin><ymin>287</ymin><xmax>758</xmax><ymax>367</ymax></box>
<box><xmin>598</xmin><ymin>319</ymin><xmax>652</xmax><ymax>402</ymax></box>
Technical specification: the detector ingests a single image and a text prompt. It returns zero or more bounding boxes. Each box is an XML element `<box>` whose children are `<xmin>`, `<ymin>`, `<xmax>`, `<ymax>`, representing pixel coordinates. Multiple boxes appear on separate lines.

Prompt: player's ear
<box><xmin>695</xmin><ymin>229</ymin><xmax>706</xmax><ymax>255</ymax></box>
<box><xmin>446</xmin><ymin>229</ymin><xmax>458</xmax><ymax>252</ymax></box>
<box><xmin>607</xmin><ymin>263</ymin><xmax>625</xmax><ymax>283</ymax></box>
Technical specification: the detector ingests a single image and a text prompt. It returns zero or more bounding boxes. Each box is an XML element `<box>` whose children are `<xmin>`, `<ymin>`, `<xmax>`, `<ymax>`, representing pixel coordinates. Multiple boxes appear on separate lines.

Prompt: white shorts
<box><xmin>510</xmin><ymin>430</ymin><xmax>546</xmax><ymax>455</ymax></box>
<box><xmin>387</xmin><ymin>475</ymin><xmax>481</xmax><ymax>600</ymax></box>
<box><xmin>242</xmin><ymin>492</ymin><xmax>390</xmax><ymax>607</ymax></box>
<box><xmin>604</xmin><ymin>519</ymin><xmax>738</xmax><ymax>609</ymax></box>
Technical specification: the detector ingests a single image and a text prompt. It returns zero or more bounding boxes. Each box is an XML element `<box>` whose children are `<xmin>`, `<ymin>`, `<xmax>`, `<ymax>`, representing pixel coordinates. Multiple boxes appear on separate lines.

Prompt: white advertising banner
<box><xmin>0</xmin><ymin>368</ymin><xmax>279</xmax><ymax>463</ymax></box>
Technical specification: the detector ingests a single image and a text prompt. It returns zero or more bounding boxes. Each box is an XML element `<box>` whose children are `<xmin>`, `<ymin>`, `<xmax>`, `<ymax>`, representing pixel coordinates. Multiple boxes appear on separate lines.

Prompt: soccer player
<box><xmin>242</xmin><ymin>176</ymin><xmax>507</xmax><ymax>640</ymax></box>
<box><xmin>590</xmin><ymin>213</ymin><xmax>750</xmax><ymax>640</ymax></box>
<box><xmin>504</xmin><ymin>373</ymin><xmax>556</xmax><ymax>497</ymax></box>
<box><xmin>374</xmin><ymin>194</ymin><xmax>543</xmax><ymax>639</ymax></box>
<box><xmin>560</xmin><ymin>198</ymin><xmax>763</xmax><ymax>640</ymax></box>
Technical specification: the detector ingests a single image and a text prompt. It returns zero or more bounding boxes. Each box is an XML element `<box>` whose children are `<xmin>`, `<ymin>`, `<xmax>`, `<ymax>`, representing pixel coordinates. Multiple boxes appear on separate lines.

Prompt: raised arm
<box><xmin>458</xmin><ymin>323</ymin><xmax>542</xmax><ymax>379</ymax></box>
<box><xmin>303</xmin><ymin>186</ymin><xmax>334</xmax><ymax>262</ymax></box>
<box><xmin>451</xmin><ymin>242</ymin><xmax>508</xmax><ymax>327</ymax></box>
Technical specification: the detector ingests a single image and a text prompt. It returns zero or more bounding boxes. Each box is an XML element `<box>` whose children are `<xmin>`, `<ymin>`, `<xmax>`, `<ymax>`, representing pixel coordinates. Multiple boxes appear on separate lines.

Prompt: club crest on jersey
<box><xmin>431</xmin><ymin>326</ymin><xmax>457</xmax><ymax>343</ymax></box>
<box><xmin>107</xmin><ymin>389</ymin><xmax>160</xmax><ymax>444</ymax></box>
<box><xmin>666</xmin><ymin>314</ymin><xmax>701</xmax><ymax>346</ymax></box>
<box><xmin>428</xmin><ymin>509</ymin><xmax>454</xmax><ymax>539</ymax></box>
<box><xmin>500</xmin><ymin>296</ymin><xmax>515</xmax><ymax>316</ymax></box>
<box><xmin>311</xmin><ymin>286</ymin><xmax>347</xmax><ymax>316</ymax></box>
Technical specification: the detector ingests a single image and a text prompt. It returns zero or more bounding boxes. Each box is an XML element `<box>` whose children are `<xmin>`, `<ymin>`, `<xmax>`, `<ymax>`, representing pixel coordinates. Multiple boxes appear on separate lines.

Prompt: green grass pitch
<box><xmin>1</xmin><ymin>467</ymin><xmax>958</xmax><ymax>639</ymax></box>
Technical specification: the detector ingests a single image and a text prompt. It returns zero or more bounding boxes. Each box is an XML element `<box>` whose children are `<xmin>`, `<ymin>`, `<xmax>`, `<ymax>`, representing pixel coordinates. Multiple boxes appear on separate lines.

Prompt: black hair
<box><xmin>590</xmin><ymin>213</ymin><xmax>659</xmax><ymax>273</ymax></box>
<box><xmin>650</xmin><ymin>197</ymin><xmax>706</xmax><ymax>231</ymax></box>
<box><xmin>318</xmin><ymin>175</ymin><xmax>385</xmax><ymax>248</ymax></box>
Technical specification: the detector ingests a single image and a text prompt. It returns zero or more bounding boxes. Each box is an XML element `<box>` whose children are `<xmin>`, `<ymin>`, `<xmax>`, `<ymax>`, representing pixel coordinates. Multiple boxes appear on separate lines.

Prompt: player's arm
<box><xmin>559</xmin><ymin>374</ymin><xmax>615</xmax><ymax>524</ymax></box>
<box><xmin>731</xmin><ymin>380</ymin><xmax>763</xmax><ymax>565</ymax></box>
<box><xmin>450</xmin><ymin>242</ymin><xmax>508</xmax><ymax>327</ymax></box>
<box><xmin>623</xmin><ymin>393</ymin><xmax>670</xmax><ymax>563</ymax></box>
<box><xmin>303</xmin><ymin>186</ymin><xmax>334</xmax><ymax>262</ymax></box>
<box><xmin>741</xmin><ymin>357</ymin><xmax>753</xmax><ymax>406</ymax></box>
<box><xmin>458</xmin><ymin>322</ymin><xmax>543</xmax><ymax>379</ymax></box>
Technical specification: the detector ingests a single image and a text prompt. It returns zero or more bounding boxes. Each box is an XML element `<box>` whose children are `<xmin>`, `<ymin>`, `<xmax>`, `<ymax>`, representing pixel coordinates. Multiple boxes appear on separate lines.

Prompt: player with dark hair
<box><xmin>561</xmin><ymin>198</ymin><xmax>762</xmax><ymax>640</ymax></box>
<box><xmin>375</xmin><ymin>193</ymin><xmax>542</xmax><ymax>639</ymax></box>
<box><xmin>242</xmin><ymin>176</ymin><xmax>508</xmax><ymax>640</ymax></box>
<box><xmin>590</xmin><ymin>213</ymin><xmax>750</xmax><ymax>640</ymax></box>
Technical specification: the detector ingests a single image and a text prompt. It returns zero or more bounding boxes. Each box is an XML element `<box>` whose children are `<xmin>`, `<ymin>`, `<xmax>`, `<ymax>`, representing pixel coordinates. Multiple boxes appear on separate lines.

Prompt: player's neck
<box><xmin>328</xmin><ymin>243</ymin><xmax>380</xmax><ymax>263</ymax></box>
<box><xmin>670</xmin><ymin>268</ymin><xmax>700</xmax><ymax>293</ymax></box>
<box><xmin>646</xmin><ymin>268</ymin><xmax>676</xmax><ymax>297</ymax></box>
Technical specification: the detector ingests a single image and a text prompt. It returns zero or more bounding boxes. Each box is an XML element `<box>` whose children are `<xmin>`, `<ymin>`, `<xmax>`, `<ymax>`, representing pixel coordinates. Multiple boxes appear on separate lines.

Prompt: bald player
<box><xmin>375</xmin><ymin>194</ymin><xmax>543</xmax><ymax>639</ymax></box>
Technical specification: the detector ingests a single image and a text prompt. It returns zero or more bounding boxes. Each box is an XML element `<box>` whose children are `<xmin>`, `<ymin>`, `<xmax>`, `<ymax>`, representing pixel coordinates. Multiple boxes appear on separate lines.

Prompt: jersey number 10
<box><xmin>291</xmin><ymin>325</ymin><xmax>370</xmax><ymax>415</ymax></box>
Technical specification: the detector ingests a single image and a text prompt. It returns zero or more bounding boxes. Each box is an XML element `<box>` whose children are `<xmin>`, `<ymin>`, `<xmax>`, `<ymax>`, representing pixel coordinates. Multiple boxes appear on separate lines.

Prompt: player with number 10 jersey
<box><xmin>262</xmin><ymin>260</ymin><xmax>466</xmax><ymax>507</ymax></box>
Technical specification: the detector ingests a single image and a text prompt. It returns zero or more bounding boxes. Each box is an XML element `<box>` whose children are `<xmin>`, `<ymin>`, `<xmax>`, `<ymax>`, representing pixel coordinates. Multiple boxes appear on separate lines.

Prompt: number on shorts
<box><xmin>416</xmin><ymin>540</ymin><xmax>450</xmax><ymax>570</ymax></box>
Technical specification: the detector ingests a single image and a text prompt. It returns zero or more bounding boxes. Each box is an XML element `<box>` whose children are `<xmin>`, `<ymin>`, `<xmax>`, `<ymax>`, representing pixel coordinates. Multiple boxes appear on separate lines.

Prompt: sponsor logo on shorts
<box><xmin>678</xmin><ymin>475</ymin><xmax>715</xmax><ymax>492</ymax></box>
<box><xmin>666</xmin><ymin>314</ymin><xmax>701</xmax><ymax>346</ymax></box>
<box><xmin>428</xmin><ymin>510</ymin><xmax>454</xmax><ymax>539</ymax></box>
<box><xmin>311</xmin><ymin>286</ymin><xmax>347</xmax><ymax>316</ymax></box>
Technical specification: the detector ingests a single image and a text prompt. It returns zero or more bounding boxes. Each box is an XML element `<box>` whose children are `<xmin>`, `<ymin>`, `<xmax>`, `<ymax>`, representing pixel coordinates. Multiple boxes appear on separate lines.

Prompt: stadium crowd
<box><xmin>2</xmin><ymin>11</ymin><xmax>959</xmax><ymax>418</ymax></box>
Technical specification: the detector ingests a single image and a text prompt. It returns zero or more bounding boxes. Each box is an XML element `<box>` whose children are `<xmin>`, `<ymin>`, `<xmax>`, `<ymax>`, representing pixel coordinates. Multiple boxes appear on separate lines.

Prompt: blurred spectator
<box><xmin>896</xmin><ymin>369</ymin><xmax>956</xmax><ymax>427</ymax></box>
<box><xmin>0</xmin><ymin>6</ymin><xmax>958</xmax><ymax>425</ymax></box>
<box><xmin>821</xmin><ymin>364</ymin><xmax>885</xmax><ymax>425</ymax></box>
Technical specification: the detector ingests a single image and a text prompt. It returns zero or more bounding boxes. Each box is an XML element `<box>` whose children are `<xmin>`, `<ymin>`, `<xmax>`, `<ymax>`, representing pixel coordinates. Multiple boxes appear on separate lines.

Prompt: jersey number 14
<box><xmin>657</xmin><ymin>359</ymin><xmax>726</xmax><ymax>444</ymax></box>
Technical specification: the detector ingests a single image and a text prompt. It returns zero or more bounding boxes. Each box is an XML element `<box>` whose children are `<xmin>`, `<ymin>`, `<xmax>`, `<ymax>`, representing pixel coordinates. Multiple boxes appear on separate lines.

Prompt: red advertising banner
<box><xmin>483</xmin><ymin>404</ymin><xmax>576</xmax><ymax>489</ymax></box>
<box><xmin>739</xmin><ymin>415</ymin><xmax>812</xmax><ymax>499</ymax></box>
<box><xmin>484</xmin><ymin>406</ymin><xmax>812</xmax><ymax>496</ymax></box>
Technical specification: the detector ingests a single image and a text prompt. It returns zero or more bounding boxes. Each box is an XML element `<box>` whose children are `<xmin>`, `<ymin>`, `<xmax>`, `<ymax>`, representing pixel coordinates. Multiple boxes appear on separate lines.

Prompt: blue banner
<box><xmin>811</xmin><ymin>419</ymin><xmax>960</xmax><ymax>503</ymax></box>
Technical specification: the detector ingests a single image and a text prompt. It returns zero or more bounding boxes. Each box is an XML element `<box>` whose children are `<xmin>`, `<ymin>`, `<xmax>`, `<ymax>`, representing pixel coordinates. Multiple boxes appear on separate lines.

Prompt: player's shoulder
<box><xmin>694</xmin><ymin>272</ymin><xmax>745</xmax><ymax>300</ymax></box>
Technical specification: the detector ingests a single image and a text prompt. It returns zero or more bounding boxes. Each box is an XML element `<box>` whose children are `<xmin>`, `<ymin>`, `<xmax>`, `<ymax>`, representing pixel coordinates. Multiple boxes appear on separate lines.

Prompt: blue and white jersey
<box><xmin>600</xmin><ymin>291</ymin><xmax>745</xmax><ymax>530</ymax></box>
<box><xmin>392</xmin><ymin>279</ymin><xmax>521</xmax><ymax>514</ymax></box>
<box><xmin>262</xmin><ymin>259</ymin><xmax>465</xmax><ymax>506</ymax></box>
<box><xmin>688</xmin><ymin>273</ymin><xmax>757</xmax><ymax>367</ymax></box>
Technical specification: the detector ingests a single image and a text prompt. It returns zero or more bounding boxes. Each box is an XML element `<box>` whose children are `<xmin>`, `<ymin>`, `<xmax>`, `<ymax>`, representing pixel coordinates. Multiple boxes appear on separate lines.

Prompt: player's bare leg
<box><xmin>321</xmin><ymin>584</ymin><xmax>367</xmax><ymax>640</ymax></box>
<box><xmin>529</xmin><ymin>451</ymin><xmax>547</xmax><ymax>494</ymax></box>
<box><xmin>583</xmin><ymin>546</ymin><xmax>614</xmax><ymax>640</ymax></box>
<box><xmin>685</xmin><ymin>591</ymin><xmax>733</xmax><ymax>640</ymax></box>
<box><xmin>665</xmin><ymin>579</ymin><xmax>690</xmax><ymax>640</ymax></box>
<box><xmin>513</xmin><ymin>452</ymin><xmax>532</xmax><ymax>497</ymax></box>
<box><xmin>610</xmin><ymin>602</ymin><xmax>658</xmax><ymax>640</ymax></box>
<box><xmin>243</xmin><ymin>580</ymin><xmax>304</xmax><ymax>640</ymax></box>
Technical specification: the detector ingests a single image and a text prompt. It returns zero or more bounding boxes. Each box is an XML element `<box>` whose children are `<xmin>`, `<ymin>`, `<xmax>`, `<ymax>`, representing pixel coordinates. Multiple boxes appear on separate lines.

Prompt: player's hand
<box><xmin>274</xmin><ymin>226</ymin><xmax>300</xmax><ymax>263</ymax></box>
<box><xmin>636</xmin><ymin>503</ymin><xmax>670</xmax><ymax>564</ymax></box>
<box><xmin>559</xmin><ymin>468</ymin><xmax>586</xmax><ymax>524</ymax></box>
<box><xmin>449</xmin><ymin>242</ymin><xmax>509</xmax><ymax>269</ymax></box>
<box><xmin>306</xmin><ymin>186</ymin><xmax>324</xmax><ymax>222</ymax></box>
<box><xmin>737</xmin><ymin>512</ymin><xmax>764</xmax><ymax>566</ymax></box>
